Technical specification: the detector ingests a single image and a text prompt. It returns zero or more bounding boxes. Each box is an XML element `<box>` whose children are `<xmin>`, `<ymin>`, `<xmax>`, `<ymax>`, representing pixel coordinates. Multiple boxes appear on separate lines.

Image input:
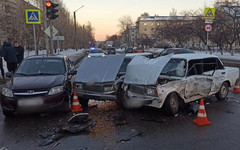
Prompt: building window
<box><xmin>144</xmin><ymin>23</ymin><xmax>147</xmax><ymax>26</ymax></box>
<box><xmin>151</xmin><ymin>28</ymin><xmax>155</xmax><ymax>31</ymax></box>
<box><xmin>157</xmin><ymin>23</ymin><xmax>160</xmax><ymax>26</ymax></box>
<box><xmin>144</xmin><ymin>28</ymin><xmax>147</xmax><ymax>31</ymax></box>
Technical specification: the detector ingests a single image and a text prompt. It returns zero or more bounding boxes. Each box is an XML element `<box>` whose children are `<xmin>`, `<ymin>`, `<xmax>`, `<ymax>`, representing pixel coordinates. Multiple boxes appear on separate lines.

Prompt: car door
<box><xmin>184</xmin><ymin>59</ymin><xmax>213</xmax><ymax>102</ymax></box>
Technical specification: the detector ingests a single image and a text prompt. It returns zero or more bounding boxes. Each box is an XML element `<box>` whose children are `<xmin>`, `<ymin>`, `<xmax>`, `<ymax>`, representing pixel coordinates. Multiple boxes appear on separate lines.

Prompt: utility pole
<box><xmin>74</xmin><ymin>5</ymin><xmax>84</xmax><ymax>51</ymax></box>
<box><xmin>43</xmin><ymin>0</ymin><xmax>50</xmax><ymax>55</ymax></box>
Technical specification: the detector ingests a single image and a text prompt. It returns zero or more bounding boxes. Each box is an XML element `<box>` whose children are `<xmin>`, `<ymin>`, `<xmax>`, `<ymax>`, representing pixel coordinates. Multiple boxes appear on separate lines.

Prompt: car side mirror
<box><xmin>6</xmin><ymin>72</ymin><xmax>13</xmax><ymax>78</ymax></box>
<box><xmin>68</xmin><ymin>69</ymin><xmax>77</xmax><ymax>75</ymax></box>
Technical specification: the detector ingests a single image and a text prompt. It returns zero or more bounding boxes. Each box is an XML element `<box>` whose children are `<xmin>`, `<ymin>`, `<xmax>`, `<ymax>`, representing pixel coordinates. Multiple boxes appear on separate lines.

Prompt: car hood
<box><xmin>124</xmin><ymin>54</ymin><xmax>172</xmax><ymax>85</ymax></box>
<box><xmin>6</xmin><ymin>75</ymin><xmax>65</xmax><ymax>90</ymax></box>
<box><xmin>75</xmin><ymin>54</ymin><xmax>125</xmax><ymax>83</ymax></box>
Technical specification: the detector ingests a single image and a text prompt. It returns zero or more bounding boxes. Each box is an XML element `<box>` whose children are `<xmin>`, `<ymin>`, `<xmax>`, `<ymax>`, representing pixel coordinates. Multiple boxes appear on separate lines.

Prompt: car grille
<box><xmin>13</xmin><ymin>89</ymin><xmax>48</xmax><ymax>98</ymax></box>
<box><xmin>129</xmin><ymin>85</ymin><xmax>145</xmax><ymax>94</ymax></box>
<box><xmin>83</xmin><ymin>83</ymin><xmax>103</xmax><ymax>92</ymax></box>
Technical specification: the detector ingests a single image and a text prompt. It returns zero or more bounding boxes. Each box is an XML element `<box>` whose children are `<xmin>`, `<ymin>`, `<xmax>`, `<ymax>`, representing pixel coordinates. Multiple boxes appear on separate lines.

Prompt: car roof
<box><xmin>171</xmin><ymin>53</ymin><xmax>219</xmax><ymax>61</ymax></box>
<box><xmin>125</xmin><ymin>52</ymin><xmax>152</xmax><ymax>58</ymax></box>
<box><xmin>25</xmin><ymin>55</ymin><xmax>66</xmax><ymax>60</ymax></box>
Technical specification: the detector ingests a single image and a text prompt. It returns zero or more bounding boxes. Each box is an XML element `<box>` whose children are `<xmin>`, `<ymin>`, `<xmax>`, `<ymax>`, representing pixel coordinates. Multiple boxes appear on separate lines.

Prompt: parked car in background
<box><xmin>88</xmin><ymin>48</ymin><xmax>106</xmax><ymax>57</ymax></box>
<box><xmin>106</xmin><ymin>47</ymin><xmax>116</xmax><ymax>54</ymax></box>
<box><xmin>134</xmin><ymin>46</ymin><xmax>144</xmax><ymax>53</ymax></box>
<box><xmin>121</xmin><ymin>54</ymin><xmax>239</xmax><ymax>115</ymax></box>
<box><xmin>74</xmin><ymin>53</ymin><xmax>153</xmax><ymax>107</ymax></box>
<box><xmin>0</xmin><ymin>55</ymin><xmax>77</xmax><ymax>116</ymax></box>
<box><xmin>158</xmin><ymin>48</ymin><xmax>194</xmax><ymax>57</ymax></box>
<box><xmin>125</xmin><ymin>47</ymin><xmax>134</xmax><ymax>53</ymax></box>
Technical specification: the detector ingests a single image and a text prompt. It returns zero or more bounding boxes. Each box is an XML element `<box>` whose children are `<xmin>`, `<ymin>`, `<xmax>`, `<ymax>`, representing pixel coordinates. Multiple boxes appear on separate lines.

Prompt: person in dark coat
<box><xmin>2</xmin><ymin>42</ymin><xmax>18</xmax><ymax>72</ymax></box>
<box><xmin>0</xmin><ymin>44</ymin><xmax>5</xmax><ymax>78</ymax></box>
<box><xmin>13</xmin><ymin>41</ymin><xmax>24</xmax><ymax>65</ymax></box>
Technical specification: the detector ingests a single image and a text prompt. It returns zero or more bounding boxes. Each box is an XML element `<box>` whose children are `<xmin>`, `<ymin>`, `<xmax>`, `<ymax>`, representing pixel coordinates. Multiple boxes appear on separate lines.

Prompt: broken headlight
<box><xmin>2</xmin><ymin>88</ymin><xmax>14</xmax><ymax>97</ymax></box>
<box><xmin>145</xmin><ymin>88</ymin><xmax>158</xmax><ymax>96</ymax></box>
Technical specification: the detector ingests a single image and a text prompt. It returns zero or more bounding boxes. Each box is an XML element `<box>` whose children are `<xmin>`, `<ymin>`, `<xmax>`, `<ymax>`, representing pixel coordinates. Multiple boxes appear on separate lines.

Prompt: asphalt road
<box><xmin>0</xmin><ymin>53</ymin><xmax>240</xmax><ymax>150</ymax></box>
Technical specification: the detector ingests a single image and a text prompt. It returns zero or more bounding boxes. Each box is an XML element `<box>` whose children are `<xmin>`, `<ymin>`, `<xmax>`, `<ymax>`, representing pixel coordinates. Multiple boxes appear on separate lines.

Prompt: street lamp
<box><xmin>74</xmin><ymin>5</ymin><xmax>84</xmax><ymax>51</ymax></box>
<box><xmin>82</xmin><ymin>21</ymin><xmax>89</xmax><ymax>49</ymax></box>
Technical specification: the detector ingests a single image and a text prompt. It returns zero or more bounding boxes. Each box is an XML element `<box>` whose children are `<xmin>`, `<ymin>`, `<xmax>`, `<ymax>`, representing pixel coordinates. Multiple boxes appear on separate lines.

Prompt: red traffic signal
<box><xmin>45</xmin><ymin>1</ymin><xmax>51</xmax><ymax>7</ymax></box>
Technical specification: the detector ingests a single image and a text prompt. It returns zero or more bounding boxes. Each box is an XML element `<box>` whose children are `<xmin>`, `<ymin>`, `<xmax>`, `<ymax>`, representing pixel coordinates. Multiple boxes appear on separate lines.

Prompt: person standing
<box><xmin>0</xmin><ymin>44</ymin><xmax>5</xmax><ymax>78</ymax></box>
<box><xmin>2</xmin><ymin>42</ymin><xmax>18</xmax><ymax>72</ymax></box>
<box><xmin>13</xmin><ymin>41</ymin><xmax>24</xmax><ymax>65</ymax></box>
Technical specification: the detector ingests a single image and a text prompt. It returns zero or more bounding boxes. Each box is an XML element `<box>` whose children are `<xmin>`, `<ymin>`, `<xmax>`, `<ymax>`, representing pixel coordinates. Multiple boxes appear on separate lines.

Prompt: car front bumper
<box><xmin>0</xmin><ymin>92</ymin><xmax>66</xmax><ymax>114</ymax></box>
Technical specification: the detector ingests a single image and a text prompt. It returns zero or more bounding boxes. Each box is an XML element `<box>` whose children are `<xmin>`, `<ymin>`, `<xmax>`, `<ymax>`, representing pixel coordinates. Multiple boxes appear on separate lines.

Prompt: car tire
<box><xmin>215</xmin><ymin>82</ymin><xmax>229</xmax><ymax>100</ymax></box>
<box><xmin>79</xmin><ymin>98</ymin><xmax>89</xmax><ymax>108</ymax></box>
<box><xmin>163</xmin><ymin>93</ymin><xmax>179</xmax><ymax>116</ymax></box>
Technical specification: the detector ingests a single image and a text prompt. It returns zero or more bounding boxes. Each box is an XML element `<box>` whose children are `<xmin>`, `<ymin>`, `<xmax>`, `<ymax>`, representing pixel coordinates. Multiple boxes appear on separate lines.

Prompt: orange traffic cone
<box><xmin>71</xmin><ymin>91</ymin><xmax>83</xmax><ymax>114</ymax></box>
<box><xmin>232</xmin><ymin>81</ymin><xmax>240</xmax><ymax>93</ymax></box>
<box><xmin>193</xmin><ymin>99</ymin><xmax>211</xmax><ymax>126</ymax></box>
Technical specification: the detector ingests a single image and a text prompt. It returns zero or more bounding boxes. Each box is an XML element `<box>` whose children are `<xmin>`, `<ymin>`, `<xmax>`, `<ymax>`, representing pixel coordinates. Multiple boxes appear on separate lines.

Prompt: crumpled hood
<box><xmin>7</xmin><ymin>75</ymin><xmax>65</xmax><ymax>90</ymax></box>
<box><xmin>124</xmin><ymin>54</ymin><xmax>172</xmax><ymax>85</ymax></box>
<box><xmin>75</xmin><ymin>55</ymin><xmax>125</xmax><ymax>83</ymax></box>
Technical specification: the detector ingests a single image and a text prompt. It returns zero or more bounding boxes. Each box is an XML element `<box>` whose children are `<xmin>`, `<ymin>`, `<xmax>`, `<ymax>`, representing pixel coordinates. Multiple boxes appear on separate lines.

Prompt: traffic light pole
<box><xmin>50</xmin><ymin>20</ymin><xmax>54</xmax><ymax>54</ymax></box>
<box><xmin>74</xmin><ymin>12</ymin><xmax>77</xmax><ymax>51</ymax></box>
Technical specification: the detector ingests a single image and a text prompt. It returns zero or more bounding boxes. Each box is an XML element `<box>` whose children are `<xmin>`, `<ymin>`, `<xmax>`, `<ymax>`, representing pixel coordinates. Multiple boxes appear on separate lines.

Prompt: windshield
<box><xmin>16</xmin><ymin>58</ymin><xmax>66</xmax><ymax>76</ymax></box>
<box><xmin>161</xmin><ymin>58</ymin><xmax>186</xmax><ymax>77</ymax></box>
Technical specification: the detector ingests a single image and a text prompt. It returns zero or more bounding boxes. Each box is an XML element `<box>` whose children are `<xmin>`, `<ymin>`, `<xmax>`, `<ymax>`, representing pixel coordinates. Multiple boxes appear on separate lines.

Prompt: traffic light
<box><xmin>45</xmin><ymin>1</ymin><xmax>59</xmax><ymax>20</ymax></box>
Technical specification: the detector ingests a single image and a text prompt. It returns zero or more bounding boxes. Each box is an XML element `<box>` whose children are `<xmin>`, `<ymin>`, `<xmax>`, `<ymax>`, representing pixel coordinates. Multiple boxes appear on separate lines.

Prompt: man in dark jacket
<box><xmin>13</xmin><ymin>41</ymin><xmax>24</xmax><ymax>65</ymax></box>
<box><xmin>2</xmin><ymin>42</ymin><xmax>18</xmax><ymax>72</ymax></box>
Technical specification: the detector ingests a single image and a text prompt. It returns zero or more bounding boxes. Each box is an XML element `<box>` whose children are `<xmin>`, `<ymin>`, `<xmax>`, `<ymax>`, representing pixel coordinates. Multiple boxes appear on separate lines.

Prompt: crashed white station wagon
<box><xmin>121</xmin><ymin>54</ymin><xmax>239</xmax><ymax>115</ymax></box>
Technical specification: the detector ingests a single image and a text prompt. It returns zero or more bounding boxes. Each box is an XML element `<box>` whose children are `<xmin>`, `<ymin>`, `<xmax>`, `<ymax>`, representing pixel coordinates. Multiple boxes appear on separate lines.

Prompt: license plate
<box><xmin>18</xmin><ymin>97</ymin><xmax>43</xmax><ymax>107</ymax></box>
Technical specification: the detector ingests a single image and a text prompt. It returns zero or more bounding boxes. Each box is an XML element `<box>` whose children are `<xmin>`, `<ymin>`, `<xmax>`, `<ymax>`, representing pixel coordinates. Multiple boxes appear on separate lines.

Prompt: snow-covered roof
<box><xmin>140</xmin><ymin>16</ymin><xmax>196</xmax><ymax>21</ymax></box>
<box><xmin>171</xmin><ymin>53</ymin><xmax>219</xmax><ymax>61</ymax></box>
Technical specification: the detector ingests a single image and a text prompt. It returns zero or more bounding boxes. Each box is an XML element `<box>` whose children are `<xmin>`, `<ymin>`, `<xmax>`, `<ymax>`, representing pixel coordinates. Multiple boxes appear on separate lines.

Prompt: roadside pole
<box><xmin>33</xmin><ymin>24</ymin><xmax>37</xmax><ymax>55</ymax></box>
<box><xmin>25</xmin><ymin>9</ymin><xmax>41</xmax><ymax>55</ymax></box>
<box><xmin>204</xmin><ymin>8</ymin><xmax>215</xmax><ymax>54</ymax></box>
<box><xmin>57</xmin><ymin>36</ymin><xmax>60</xmax><ymax>54</ymax></box>
<box><xmin>49</xmin><ymin>20</ymin><xmax>54</xmax><ymax>54</ymax></box>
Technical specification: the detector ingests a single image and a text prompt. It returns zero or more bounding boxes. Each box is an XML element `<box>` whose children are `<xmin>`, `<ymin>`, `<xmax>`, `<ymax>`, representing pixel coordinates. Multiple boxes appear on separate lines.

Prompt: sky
<box><xmin>62</xmin><ymin>0</ymin><xmax>215</xmax><ymax>41</ymax></box>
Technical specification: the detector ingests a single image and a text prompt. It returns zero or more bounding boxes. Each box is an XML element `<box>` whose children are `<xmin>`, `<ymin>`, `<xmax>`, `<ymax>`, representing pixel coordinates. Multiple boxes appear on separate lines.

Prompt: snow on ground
<box><xmin>2</xmin><ymin>49</ymin><xmax>85</xmax><ymax>74</ymax></box>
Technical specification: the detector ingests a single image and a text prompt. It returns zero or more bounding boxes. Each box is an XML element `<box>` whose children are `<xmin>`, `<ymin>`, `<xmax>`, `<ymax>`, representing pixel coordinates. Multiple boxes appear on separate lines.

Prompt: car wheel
<box><xmin>215</xmin><ymin>82</ymin><xmax>229</xmax><ymax>100</ymax></box>
<box><xmin>163</xmin><ymin>93</ymin><xmax>179</xmax><ymax>116</ymax></box>
<box><xmin>79</xmin><ymin>98</ymin><xmax>89</xmax><ymax>108</ymax></box>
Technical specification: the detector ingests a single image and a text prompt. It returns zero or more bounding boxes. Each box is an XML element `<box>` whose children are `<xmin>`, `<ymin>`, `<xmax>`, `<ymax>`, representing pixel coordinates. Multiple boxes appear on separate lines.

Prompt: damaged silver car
<box><xmin>121</xmin><ymin>54</ymin><xmax>239</xmax><ymax>115</ymax></box>
<box><xmin>74</xmin><ymin>53</ymin><xmax>153</xmax><ymax>107</ymax></box>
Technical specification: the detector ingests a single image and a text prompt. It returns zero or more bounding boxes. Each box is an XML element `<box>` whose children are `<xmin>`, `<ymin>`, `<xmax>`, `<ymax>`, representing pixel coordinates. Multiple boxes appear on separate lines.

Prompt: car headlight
<box><xmin>48</xmin><ymin>86</ymin><xmax>64</xmax><ymax>95</ymax></box>
<box><xmin>88</xmin><ymin>55</ymin><xmax>91</xmax><ymax>58</ymax></box>
<box><xmin>2</xmin><ymin>88</ymin><xmax>14</xmax><ymax>97</ymax></box>
<box><xmin>146</xmin><ymin>88</ymin><xmax>158</xmax><ymax>96</ymax></box>
<box><xmin>103</xmin><ymin>86</ymin><xmax>113</xmax><ymax>92</ymax></box>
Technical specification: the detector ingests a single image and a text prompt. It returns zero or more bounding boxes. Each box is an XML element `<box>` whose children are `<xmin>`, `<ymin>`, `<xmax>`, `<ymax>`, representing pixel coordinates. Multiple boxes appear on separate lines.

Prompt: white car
<box><xmin>121</xmin><ymin>54</ymin><xmax>239</xmax><ymax>115</ymax></box>
<box><xmin>88</xmin><ymin>49</ymin><xmax>105</xmax><ymax>57</ymax></box>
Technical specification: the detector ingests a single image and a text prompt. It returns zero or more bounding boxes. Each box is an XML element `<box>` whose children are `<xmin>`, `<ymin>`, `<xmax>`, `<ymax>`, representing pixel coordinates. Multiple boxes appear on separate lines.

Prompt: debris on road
<box><xmin>141</xmin><ymin>117</ymin><xmax>166</xmax><ymax>123</ymax></box>
<box><xmin>62</xmin><ymin>121</ymin><xmax>97</xmax><ymax>134</ymax></box>
<box><xmin>68</xmin><ymin>113</ymin><xmax>91</xmax><ymax>124</ymax></box>
<box><xmin>112</xmin><ymin>114</ymin><xmax>127</xmax><ymax>126</ymax></box>
<box><xmin>38</xmin><ymin>113</ymin><xmax>96</xmax><ymax>147</ymax></box>
<box><xmin>0</xmin><ymin>147</ymin><xmax>8</xmax><ymax>150</ymax></box>
<box><xmin>39</xmin><ymin>134</ymin><xmax>63</xmax><ymax>147</ymax></box>
<box><xmin>118</xmin><ymin>129</ymin><xmax>142</xmax><ymax>142</ymax></box>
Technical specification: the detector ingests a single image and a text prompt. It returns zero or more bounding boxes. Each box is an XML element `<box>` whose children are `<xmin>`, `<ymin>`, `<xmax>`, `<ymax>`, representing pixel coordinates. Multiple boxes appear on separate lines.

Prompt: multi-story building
<box><xmin>0</xmin><ymin>0</ymin><xmax>18</xmax><ymax>44</ymax></box>
<box><xmin>137</xmin><ymin>16</ymin><xmax>205</xmax><ymax>49</ymax></box>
